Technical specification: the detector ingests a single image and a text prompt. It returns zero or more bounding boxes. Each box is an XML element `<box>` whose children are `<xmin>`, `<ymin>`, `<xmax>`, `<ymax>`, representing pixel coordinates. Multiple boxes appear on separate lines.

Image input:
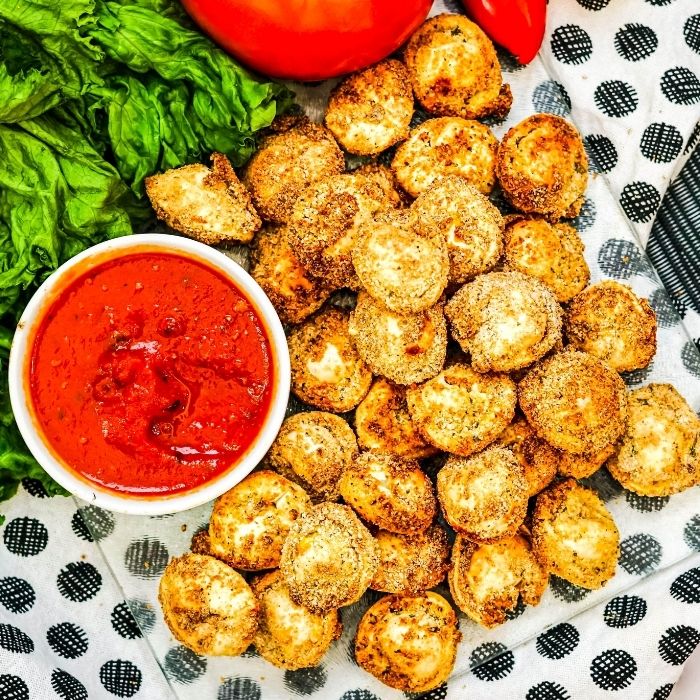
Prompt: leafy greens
<box><xmin>0</xmin><ymin>0</ymin><xmax>292</xmax><ymax>505</ymax></box>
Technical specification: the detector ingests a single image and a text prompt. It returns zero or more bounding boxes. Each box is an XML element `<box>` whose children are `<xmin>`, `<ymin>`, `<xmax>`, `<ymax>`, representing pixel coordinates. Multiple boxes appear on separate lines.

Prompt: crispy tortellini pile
<box><xmin>156</xmin><ymin>11</ymin><xmax>699</xmax><ymax>695</ymax></box>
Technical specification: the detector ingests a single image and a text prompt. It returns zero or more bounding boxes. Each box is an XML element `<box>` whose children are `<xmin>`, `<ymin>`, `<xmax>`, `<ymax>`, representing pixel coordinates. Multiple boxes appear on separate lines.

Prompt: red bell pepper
<box><xmin>460</xmin><ymin>0</ymin><xmax>547</xmax><ymax>65</ymax></box>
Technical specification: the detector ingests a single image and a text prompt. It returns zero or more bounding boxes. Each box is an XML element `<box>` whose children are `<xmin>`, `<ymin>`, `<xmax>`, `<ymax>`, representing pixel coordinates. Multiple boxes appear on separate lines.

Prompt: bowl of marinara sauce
<box><xmin>9</xmin><ymin>234</ymin><xmax>290</xmax><ymax>515</ymax></box>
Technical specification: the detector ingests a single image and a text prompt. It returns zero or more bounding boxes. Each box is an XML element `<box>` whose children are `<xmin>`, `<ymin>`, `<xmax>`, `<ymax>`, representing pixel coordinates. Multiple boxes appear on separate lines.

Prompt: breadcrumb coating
<box><xmin>532</xmin><ymin>479</ymin><xmax>619</xmax><ymax>589</ymax></box>
<box><xmin>607</xmin><ymin>383</ymin><xmax>700</xmax><ymax>496</ymax></box>
<box><xmin>355</xmin><ymin>592</ymin><xmax>461</xmax><ymax>692</ymax></box>
<box><xmin>519</xmin><ymin>350</ymin><xmax>627</xmax><ymax>454</ymax></box>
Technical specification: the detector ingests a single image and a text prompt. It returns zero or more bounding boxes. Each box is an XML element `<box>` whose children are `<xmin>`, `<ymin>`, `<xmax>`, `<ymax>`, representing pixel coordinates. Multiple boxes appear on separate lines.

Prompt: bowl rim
<box><xmin>8</xmin><ymin>233</ymin><xmax>290</xmax><ymax>516</ymax></box>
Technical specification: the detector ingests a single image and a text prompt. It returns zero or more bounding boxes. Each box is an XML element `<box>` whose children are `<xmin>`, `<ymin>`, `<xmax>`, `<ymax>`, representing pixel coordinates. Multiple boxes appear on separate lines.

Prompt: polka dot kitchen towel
<box><xmin>2</xmin><ymin>0</ymin><xmax>700</xmax><ymax>698</ymax></box>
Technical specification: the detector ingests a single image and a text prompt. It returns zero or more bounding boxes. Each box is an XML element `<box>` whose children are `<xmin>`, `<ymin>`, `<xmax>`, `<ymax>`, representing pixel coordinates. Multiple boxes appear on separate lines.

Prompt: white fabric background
<box><xmin>2</xmin><ymin>1</ymin><xmax>700</xmax><ymax>698</ymax></box>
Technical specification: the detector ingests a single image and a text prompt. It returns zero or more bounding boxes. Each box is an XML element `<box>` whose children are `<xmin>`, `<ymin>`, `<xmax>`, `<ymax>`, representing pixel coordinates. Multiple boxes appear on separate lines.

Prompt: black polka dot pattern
<box><xmin>536</xmin><ymin>623</ymin><xmax>580</xmax><ymax>659</ymax></box>
<box><xmin>686</xmin><ymin>121</ymin><xmax>700</xmax><ymax>154</ymax></box>
<box><xmin>621</xmin><ymin>363</ymin><xmax>655</xmax><ymax>387</ymax></box>
<box><xmin>615</xmin><ymin>24</ymin><xmax>658</xmax><ymax>61</ymax></box>
<box><xmin>620</xmin><ymin>181</ymin><xmax>661</xmax><ymax>223</ymax></box>
<box><xmin>532</xmin><ymin>81</ymin><xmax>572</xmax><ymax>116</ymax></box>
<box><xmin>653</xmin><ymin>684</ymin><xmax>675</xmax><ymax>700</ymax></box>
<box><xmin>127</xmin><ymin>599</ymin><xmax>156</xmax><ymax>634</ymax></box>
<box><xmin>671</xmin><ymin>568</ymin><xmax>700</xmax><ymax>604</ymax></box>
<box><xmin>0</xmin><ymin>624</ymin><xmax>34</xmax><ymax>654</ymax></box>
<box><xmin>124</xmin><ymin>538</ymin><xmax>169</xmax><ymax>579</ymax></box>
<box><xmin>550</xmin><ymin>575</ymin><xmax>591</xmax><ymax>603</ymax></box>
<box><xmin>685</xmin><ymin>15</ymin><xmax>700</xmax><ymax>53</ymax></box>
<box><xmin>100</xmin><ymin>660</ymin><xmax>142</xmax><ymax>698</ymax></box>
<box><xmin>594</xmin><ymin>80</ymin><xmax>638</xmax><ymax>117</ymax></box>
<box><xmin>597</xmin><ymin>239</ymin><xmax>654</xmax><ymax>280</ymax></box>
<box><xmin>684</xmin><ymin>515</ymin><xmax>700</xmax><ymax>550</ymax></box>
<box><xmin>0</xmin><ymin>577</ymin><xmax>35</xmax><ymax>613</ymax></box>
<box><xmin>648</xmin><ymin>288</ymin><xmax>682</xmax><ymax>325</ymax></box>
<box><xmin>164</xmin><ymin>645</ymin><xmax>207</xmax><ymax>684</ymax></box>
<box><xmin>470</xmin><ymin>642</ymin><xmax>515</xmax><ymax>680</ymax></box>
<box><xmin>580</xmin><ymin>468</ymin><xmax>624</xmax><ymax>502</ymax></box>
<box><xmin>619</xmin><ymin>533</ymin><xmax>662</xmax><ymax>575</ymax></box>
<box><xmin>56</xmin><ymin>562</ymin><xmax>102</xmax><ymax>602</ymax></box>
<box><xmin>644</xmin><ymin>0</ymin><xmax>673</xmax><ymax>5</ymax></box>
<box><xmin>51</xmin><ymin>669</ymin><xmax>88</xmax><ymax>700</ymax></box>
<box><xmin>111</xmin><ymin>602</ymin><xmax>142</xmax><ymax>639</ymax></box>
<box><xmin>658</xmin><ymin>625</ymin><xmax>700</xmax><ymax>665</ymax></box>
<box><xmin>640</xmin><ymin>123</ymin><xmax>683</xmax><ymax>163</ymax></box>
<box><xmin>551</xmin><ymin>25</ymin><xmax>593</xmax><ymax>64</ymax></box>
<box><xmin>625</xmin><ymin>492</ymin><xmax>669</xmax><ymax>512</ymax></box>
<box><xmin>21</xmin><ymin>478</ymin><xmax>48</xmax><ymax>498</ymax></box>
<box><xmin>218</xmin><ymin>677</ymin><xmax>261</xmax><ymax>700</ymax></box>
<box><xmin>571</xmin><ymin>197</ymin><xmax>596</xmax><ymax>231</ymax></box>
<box><xmin>71</xmin><ymin>506</ymin><xmax>115</xmax><ymax>543</ymax></box>
<box><xmin>46</xmin><ymin>622</ymin><xmax>88</xmax><ymax>659</ymax></box>
<box><xmin>584</xmin><ymin>134</ymin><xmax>618</xmax><ymax>173</ymax></box>
<box><xmin>681</xmin><ymin>340</ymin><xmax>700</xmax><ymax>377</ymax></box>
<box><xmin>661</xmin><ymin>67</ymin><xmax>700</xmax><ymax>105</ymax></box>
<box><xmin>576</xmin><ymin>0</ymin><xmax>610</xmax><ymax>8</ymax></box>
<box><xmin>505</xmin><ymin>596</ymin><xmax>527</xmax><ymax>621</ymax></box>
<box><xmin>3</xmin><ymin>517</ymin><xmax>48</xmax><ymax>557</ymax></box>
<box><xmin>604</xmin><ymin>595</ymin><xmax>647</xmax><ymax>627</ymax></box>
<box><xmin>412</xmin><ymin>683</ymin><xmax>448</xmax><ymax>700</ymax></box>
<box><xmin>590</xmin><ymin>649</ymin><xmax>637</xmax><ymax>690</ymax></box>
<box><xmin>0</xmin><ymin>675</ymin><xmax>29</xmax><ymax>700</ymax></box>
<box><xmin>496</xmin><ymin>47</ymin><xmax>526</xmax><ymax>73</ymax></box>
<box><xmin>339</xmin><ymin>692</ymin><xmax>381</xmax><ymax>700</ymax></box>
<box><xmin>284</xmin><ymin>666</ymin><xmax>327</xmax><ymax>695</ymax></box>
<box><xmin>526</xmin><ymin>681</ymin><xmax>571</xmax><ymax>700</ymax></box>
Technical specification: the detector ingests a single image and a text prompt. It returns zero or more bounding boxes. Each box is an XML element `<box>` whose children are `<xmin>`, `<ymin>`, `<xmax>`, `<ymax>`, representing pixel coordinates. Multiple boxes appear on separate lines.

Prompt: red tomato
<box><xmin>180</xmin><ymin>0</ymin><xmax>433</xmax><ymax>80</ymax></box>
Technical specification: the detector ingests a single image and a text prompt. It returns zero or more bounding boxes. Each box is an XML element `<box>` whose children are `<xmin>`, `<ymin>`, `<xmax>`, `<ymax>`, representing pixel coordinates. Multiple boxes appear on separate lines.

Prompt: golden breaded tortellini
<box><xmin>280</xmin><ymin>502</ymin><xmax>379</xmax><ymax>613</ymax></box>
<box><xmin>406</xmin><ymin>363</ymin><xmax>516</xmax><ymax>456</ymax></box>
<box><xmin>251</xmin><ymin>570</ymin><xmax>342</xmax><ymax>670</ymax></box>
<box><xmin>352</xmin><ymin>162</ymin><xmax>410</xmax><ymax>208</ymax></box>
<box><xmin>355</xmin><ymin>378</ymin><xmax>437</xmax><ymax>459</ymax></box>
<box><xmin>565</xmin><ymin>281</ymin><xmax>657</xmax><ymax>372</ymax></box>
<box><xmin>437</xmin><ymin>447</ymin><xmax>528</xmax><ymax>542</ymax></box>
<box><xmin>404</xmin><ymin>14</ymin><xmax>511</xmax><ymax>120</ymax></box>
<box><xmin>494</xmin><ymin>417</ymin><xmax>558</xmax><ymax>496</ymax></box>
<box><xmin>449</xmin><ymin>534</ymin><xmax>548</xmax><ymax>628</ymax></box>
<box><xmin>286</xmin><ymin>172</ymin><xmax>392</xmax><ymax>289</ymax></box>
<box><xmin>607</xmin><ymin>383</ymin><xmax>700</xmax><ymax>496</ymax></box>
<box><xmin>519</xmin><ymin>350</ymin><xmax>627</xmax><ymax>454</ymax></box>
<box><xmin>158</xmin><ymin>553</ymin><xmax>258</xmax><ymax>656</ymax></box>
<box><xmin>267</xmin><ymin>411</ymin><xmax>358</xmax><ymax>502</ymax></box>
<box><xmin>249</xmin><ymin>225</ymin><xmax>332</xmax><ymax>324</ymax></box>
<box><xmin>503</xmin><ymin>215</ymin><xmax>590</xmax><ymax>302</ymax></box>
<box><xmin>145</xmin><ymin>152</ymin><xmax>261</xmax><ymax>245</ymax></box>
<box><xmin>339</xmin><ymin>452</ymin><xmax>436</xmax><ymax>534</ymax></box>
<box><xmin>532</xmin><ymin>479</ymin><xmax>620</xmax><ymax>589</ymax></box>
<box><xmin>325</xmin><ymin>59</ymin><xmax>414</xmax><ymax>155</ymax></box>
<box><xmin>412</xmin><ymin>176</ymin><xmax>504</xmax><ymax>284</ymax></box>
<box><xmin>446</xmin><ymin>271</ymin><xmax>563</xmax><ymax>374</ymax></box>
<box><xmin>208</xmin><ymin>471</ymin><xmax>310</xmax><ymax>570</ymax></box>
<box><xmin>355</xmin><ymin>592</ymin><xmax>461</xmax><ymax>693</ymax></box>
<box><xmin>243</xmin><ymin>117</ymin><xmax>344</xmax><ymax>223</ymax></box>
<box><xmin>349</xmin><ymin>292</ymin><xmax>447</xmax><ymax>385</ymax></box>
<box><xmin>371</xmin><ymin>525</ymin><xmax>451</xmax><ymax>595</ymax></box>
<box><xmin>497</xmin><ymin>113</ymin><xmax>588</xmax><ymax>220</ymax></box>
<box><xmin>289</xmin><ymin>308</ymin><xmax>372</xmax><ymax>412</ymax></box>
<box><xmin>557</xmin><ymin>443</ymin><xmax>617</xmax><ymax>480</ymax></box>
<box><xmin>352</xmin><ymin>217</ymin><xmax>448</xmax><ymax>313</ymax></box>
<box><xmin>392</xmin><ymin>117</ymin><xmax>498</xmax><ymax>197</ymax></box>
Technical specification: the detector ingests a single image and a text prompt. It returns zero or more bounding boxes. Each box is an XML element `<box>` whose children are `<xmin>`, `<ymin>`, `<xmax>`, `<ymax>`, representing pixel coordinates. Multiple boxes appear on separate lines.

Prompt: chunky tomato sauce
<box><xmin>29</xmin><ymin>252</ymin><xmax>273</xmax><ymax>495</ymax></box>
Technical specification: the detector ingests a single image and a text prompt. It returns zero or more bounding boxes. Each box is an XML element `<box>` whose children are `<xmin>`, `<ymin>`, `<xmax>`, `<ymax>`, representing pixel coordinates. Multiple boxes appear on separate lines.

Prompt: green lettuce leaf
<box><xmin>0</xmin><ymin>0</ymin><xmax>292</xmax><ymax>507</ymax></box>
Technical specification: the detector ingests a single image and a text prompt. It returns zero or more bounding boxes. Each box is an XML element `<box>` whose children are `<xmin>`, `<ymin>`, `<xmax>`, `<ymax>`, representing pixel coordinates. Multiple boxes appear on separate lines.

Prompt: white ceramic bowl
<box><xmin>9</xmin><ymin>233</ymin><xmax>290</xmax><ymax>515</ymax></box>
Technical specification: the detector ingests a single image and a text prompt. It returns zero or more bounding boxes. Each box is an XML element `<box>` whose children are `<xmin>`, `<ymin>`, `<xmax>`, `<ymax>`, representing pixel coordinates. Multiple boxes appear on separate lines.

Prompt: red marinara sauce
<box><xmin>29</xmin><ymin>252</ymin><xmax>274</xmax><ymax>495</ymax></box>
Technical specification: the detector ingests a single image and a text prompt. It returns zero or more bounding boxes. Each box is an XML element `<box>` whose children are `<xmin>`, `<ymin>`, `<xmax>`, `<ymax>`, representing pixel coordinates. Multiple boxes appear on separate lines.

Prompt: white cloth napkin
<box><xmin>2</xmin><ymin>1</ymin><xmax>700</xmax><ymax>698</ymax></box>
